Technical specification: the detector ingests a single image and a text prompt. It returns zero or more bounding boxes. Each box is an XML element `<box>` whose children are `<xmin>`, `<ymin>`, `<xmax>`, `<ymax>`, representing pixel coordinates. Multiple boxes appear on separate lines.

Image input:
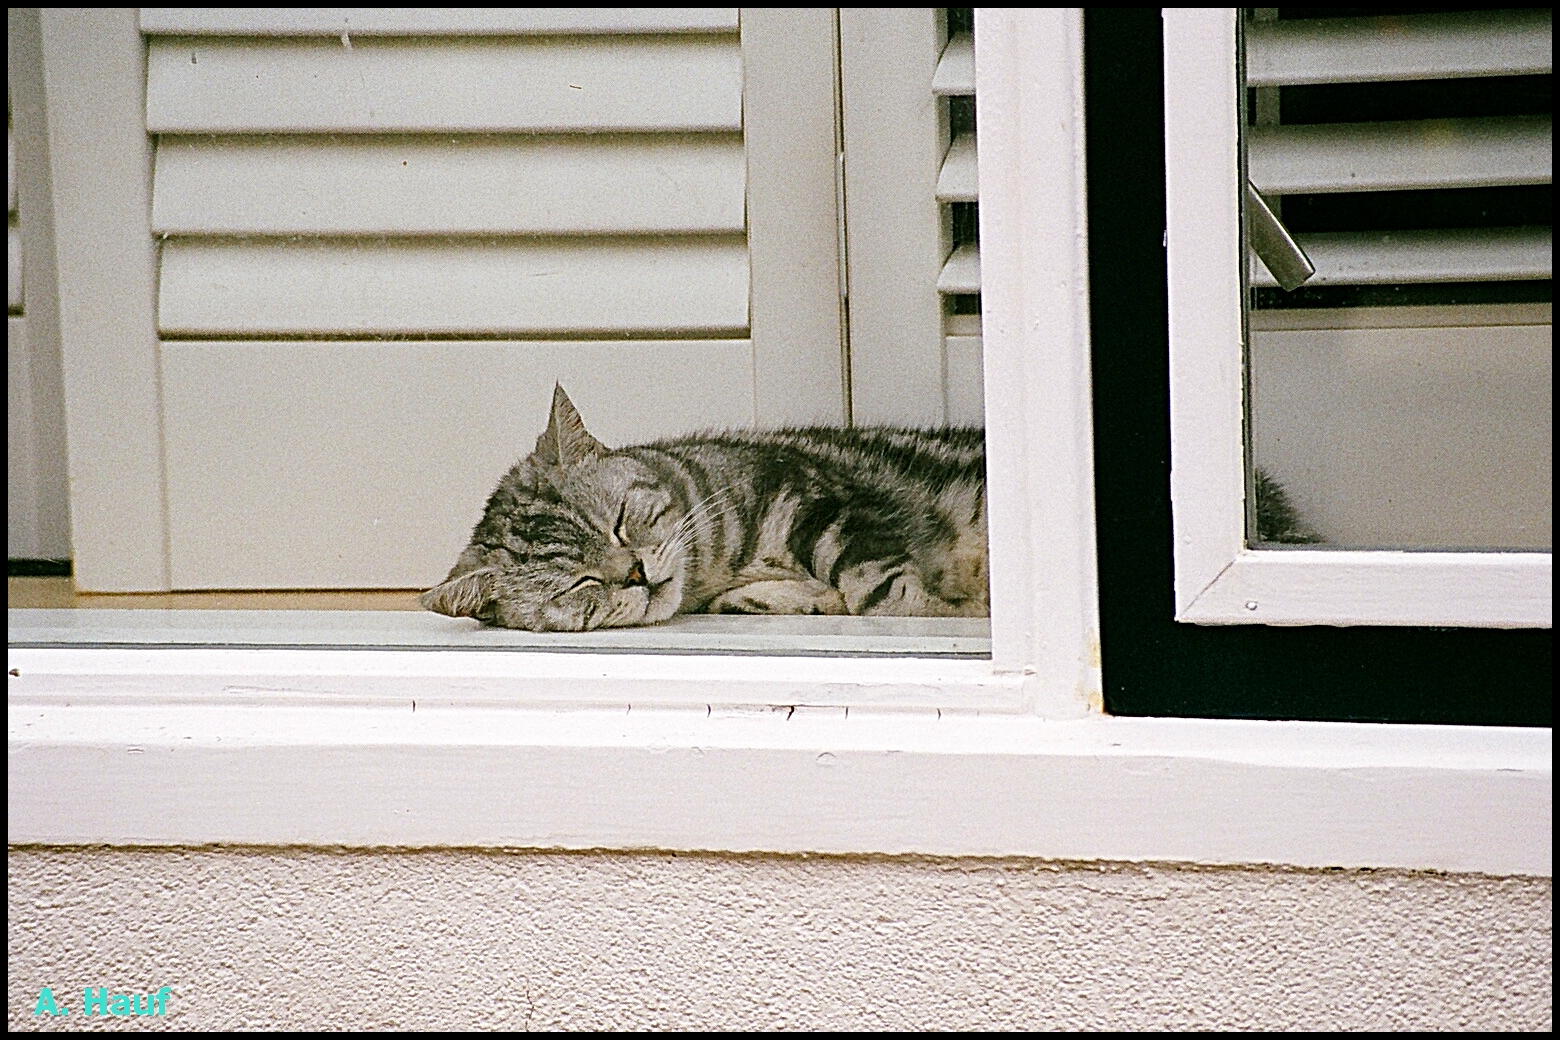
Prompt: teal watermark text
<box><xmin>33</xmin><ymin>985</ymin><xmax>173</xmax><ymax>1018</ymax></box>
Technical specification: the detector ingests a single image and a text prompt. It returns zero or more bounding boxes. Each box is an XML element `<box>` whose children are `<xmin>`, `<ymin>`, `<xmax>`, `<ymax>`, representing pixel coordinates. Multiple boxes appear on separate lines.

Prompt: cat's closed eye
<box><xmin>613</xmin><ymin>496</ymin><xmax>672</xmax><ymax>547</ymax></box>
<box><xmin>610</xmin><ymin>502</ymin><xmax>628</xmax><ymax>545</ymax></box>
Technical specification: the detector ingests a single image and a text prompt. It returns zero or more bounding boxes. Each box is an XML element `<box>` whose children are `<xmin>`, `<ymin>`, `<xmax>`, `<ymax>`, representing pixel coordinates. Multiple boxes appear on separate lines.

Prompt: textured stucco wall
<box><xmin>7</xmin><ymin>849</ymin><xmax>1552</xmax><ymax>1031</ymax></box>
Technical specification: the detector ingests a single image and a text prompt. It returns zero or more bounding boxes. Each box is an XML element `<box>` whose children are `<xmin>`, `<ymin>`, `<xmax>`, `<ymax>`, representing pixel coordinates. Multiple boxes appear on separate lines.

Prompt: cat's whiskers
<box><xmin>671</xmin><ymin>486</ymin><xmax>738</xmax><ymax>536</ymax></box>
<box><xmin>665</xmin><ymin>486</ymin><xmax>741</xmax><ymax>553</ymax></box>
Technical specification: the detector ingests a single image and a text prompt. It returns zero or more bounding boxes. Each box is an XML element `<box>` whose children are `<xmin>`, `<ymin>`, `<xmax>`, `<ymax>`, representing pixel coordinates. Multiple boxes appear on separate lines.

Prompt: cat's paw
<box><xmin>708</xmin><ymin>580</ymin><xmax>848</xmax><ymax>615</ymax></box>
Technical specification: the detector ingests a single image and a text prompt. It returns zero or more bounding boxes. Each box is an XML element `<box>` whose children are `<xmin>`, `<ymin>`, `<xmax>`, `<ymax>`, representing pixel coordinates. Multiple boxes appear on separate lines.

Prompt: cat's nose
<box><xmin>624</xmin><ymin>558</ymin><xmax>649</xmax><ymax>588</ymax></box>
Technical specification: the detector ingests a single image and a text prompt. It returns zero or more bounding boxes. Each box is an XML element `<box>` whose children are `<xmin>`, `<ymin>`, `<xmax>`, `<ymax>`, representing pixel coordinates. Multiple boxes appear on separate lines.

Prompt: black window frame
<box><xmin>1084</xmin><ymin>8</ymin><xmax>1551</xmax><ymax>727</ymax></box>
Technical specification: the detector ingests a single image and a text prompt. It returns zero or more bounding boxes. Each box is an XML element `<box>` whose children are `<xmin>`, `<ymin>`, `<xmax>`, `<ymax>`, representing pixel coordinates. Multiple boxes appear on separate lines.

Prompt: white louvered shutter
<box><xmin>1243</xmin><ymin>9</ymin><xmax>1552</xmax><ymax>550</ymax></box>
<box><xmin>132</xmin><ymin>8</ymin><xmax>841</xmax><ymax>588</ymax></box>
<box><xmin>838</xmin><ymin>8</ymin><xmax>985</xmax><ymax>427</ymax></box>
<box><xmin>29</xmin><ymin>9</ymin><xmax>964</xmax><ymax>590</ymax></box>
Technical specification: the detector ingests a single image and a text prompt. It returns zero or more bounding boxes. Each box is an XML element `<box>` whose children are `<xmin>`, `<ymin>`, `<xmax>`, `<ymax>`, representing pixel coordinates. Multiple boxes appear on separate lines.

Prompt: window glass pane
<box><xmin>9</xmin><ymin>8</ymin><xmax>998</xmax><ymax>655</ymax></box>
<box><xmin>1242</xmin><ymin>8</ymin><xmax>1552</xmax><ymax>550</ymax></box>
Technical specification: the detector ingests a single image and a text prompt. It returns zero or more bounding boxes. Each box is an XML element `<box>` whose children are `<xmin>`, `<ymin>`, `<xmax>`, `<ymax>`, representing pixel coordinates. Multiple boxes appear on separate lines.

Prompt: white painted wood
<box><xmin>943</xmin><ymin>335</ymin><xmax>985</xmax><ymax>426</ymax></box>
<box><xmin>152</xmin><ymin>133</ymin><xmax>746</xmax><ymax>236</ymax></box>
<box><xmin>146</xmin><ymin>35</ymin><xmax>743</xmax><ymax>133</ymax></box>
<box><xmin>1246</xmin><ymin>9</ymin><xmax>1552</xmax><ymax>87</ymax></box>
<box><xmin>741</xmin><ymin>8</ymin><xmax>847</xmax><ymax>428</ymax></box>
<box><xmin>6</xmin><ymin>224</ymin><xmax>19</xmax><ymax>311</ymax></box>
<box><xmin>1249</xmin><ymin>116</ymin><xmax>1551</xmax><ymax>195</ymax></box>
<box><xmin>10</xmin><ymin>611</ymin><xmax>992</xmax><ymax>659</ymax></box>
<box><xmin>1250</xmin><ymin>226</ymin><xmax>1551</xmax><ymax>287</ymax></box>
<box><xmin>1182</xmin><ymin>552</ymin><xmax>1551</xmax><ymax>627</ymax></box>
<box><xmin>8</xmin><ymin>8</ymin><xmax>72</xmax><ymax>563</ymax></box>
<box><xmin>932</xmin><ymin>31</ymin><xmax>975</xmax><ymax>96</ymax></box>
<box><xmin>157</xmin><ymin>237</ymin><xmax>750</xmax><ymax>336</ymax></box>
<box><xmin>1250</xmin><ymin>323</ymin><xmax>1550</xmax><ymax>550</ymax></box>
<box><xmin>160</xmin><ymin>340</ymin><xmax>755</xmax><ymax>589</ymax></box>
<box><xmin>141</xmin><ymin>8</ymin><xmax>740</xmax><ymax>36</ymax></box>
<box><xmin>936</xmin><ymin>243</ymin><xmax>982</xmax><ymax>293</ymax></box>
<box><xmin>8</xmin><ymin>662</ymin><xmax>1549</xmax><ymax>873</ymax></box>
<box><xmin>1164</xmin><ymin>9</ymin><xmax>1256</xmax><ymax>616</ymax></box>
<box><xmin>839</xmin><ymin>8</ymin><xmax>947</xmax><ymax>426</ymax></box>
<box><xmin>1165</xmin><ymin>8</ymin><xmax>1554</xmax><ymax>627</ymax></box>
<box><xmin>936</xmin><ymin>133</ymin><xmax>979</xmax><ymax>202</ymax></box>
<box><xmin>975</xmin><ymin>8</ymin><xmax>1100</xmax><ymax>703</ymax></box>
<box><xmin>5</xmin><ymin>647</ymin><xmax>1019</xmax><ymax>712</ymax></box>
<box><xmin>37</xmin><ymin>9</ymin><xmax>167</xmax><ymax>591</ymax></box>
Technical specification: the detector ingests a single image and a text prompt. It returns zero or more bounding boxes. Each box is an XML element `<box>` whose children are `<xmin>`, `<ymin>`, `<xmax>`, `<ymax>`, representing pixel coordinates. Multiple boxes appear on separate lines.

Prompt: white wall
<box><xmin>7</xmin><ymin>849</ymin><xmax>1551</xmax><ymax>1030</ymax></box>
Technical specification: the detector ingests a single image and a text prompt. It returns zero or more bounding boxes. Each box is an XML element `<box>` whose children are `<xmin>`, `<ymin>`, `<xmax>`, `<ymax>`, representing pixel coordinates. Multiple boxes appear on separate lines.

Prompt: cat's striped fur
<box><xmin>421</xmin><ymin>385</ymin><xmax>989</xmax><ymax>630</ymax></box>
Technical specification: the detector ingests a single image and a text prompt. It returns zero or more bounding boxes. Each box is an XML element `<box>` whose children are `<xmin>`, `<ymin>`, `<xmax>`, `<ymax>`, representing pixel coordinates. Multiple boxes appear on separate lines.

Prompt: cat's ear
<box><xmin>530</xmin><ymin>383</ymin><xmax>606</xmax><ymax>475</ymax></box>
<box><xmin>420</xmin><ymin>566</ymin><xmax>498</xmax><ymax>619</ymax></box>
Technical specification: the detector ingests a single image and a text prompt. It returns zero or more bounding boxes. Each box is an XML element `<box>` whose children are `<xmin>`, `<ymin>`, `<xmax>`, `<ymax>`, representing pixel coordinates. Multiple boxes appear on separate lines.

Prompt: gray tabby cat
<box><xmin>421</xmin><ymin>385</ymin><xmax>989</xmax><ymax>630</ymax></box>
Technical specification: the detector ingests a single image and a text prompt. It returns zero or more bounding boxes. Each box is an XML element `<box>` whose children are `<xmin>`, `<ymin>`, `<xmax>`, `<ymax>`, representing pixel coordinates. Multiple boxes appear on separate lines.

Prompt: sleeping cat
<box><xmin>421</xmin><ymin>385</ymin><xmax>990</xmax><ymax>630</ymax></box>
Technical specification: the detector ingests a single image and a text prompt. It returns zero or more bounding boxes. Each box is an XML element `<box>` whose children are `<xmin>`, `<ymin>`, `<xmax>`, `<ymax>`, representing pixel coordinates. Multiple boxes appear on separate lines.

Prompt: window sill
<box><xmin>7</xmin><ymin>644</ymin><xmax>1549</xmax><ymax>876</ymax></box>
<box><xmin>8</xmin><ymin>609</ymin><xmax>993</xmax><ymax>658</ymax></box>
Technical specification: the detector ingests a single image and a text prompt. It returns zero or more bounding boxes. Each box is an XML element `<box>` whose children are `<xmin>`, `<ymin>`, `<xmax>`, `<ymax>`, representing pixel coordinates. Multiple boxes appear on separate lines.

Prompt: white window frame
<box><xmin>1162</xmin><ymin>8</ymin><xmax>1552</xmax><ymax>629</ymax></box>
<box><xmin>7</xmin><ymin>9</ymin><xmax>1550</xmax><ymax>877</ymax></box>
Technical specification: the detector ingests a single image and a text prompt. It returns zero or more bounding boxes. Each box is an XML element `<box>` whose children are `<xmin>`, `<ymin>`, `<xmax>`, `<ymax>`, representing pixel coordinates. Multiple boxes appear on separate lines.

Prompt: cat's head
<box><xmin>420</xmin><ymin>385</ymin><xmax>693</xmax><ymax>631</ymax></box>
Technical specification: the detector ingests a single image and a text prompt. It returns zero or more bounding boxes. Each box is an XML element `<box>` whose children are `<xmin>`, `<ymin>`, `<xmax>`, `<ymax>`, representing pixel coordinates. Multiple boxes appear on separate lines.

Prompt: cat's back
<box><xmin>646</xmin><ymin>424</ymin><xmax>985</xmax><ymax>493</ymax></box>
<box><xmin>636</xmin><ymin>425</ymin><xmax>988</xmax><ymax>616</ymax></box>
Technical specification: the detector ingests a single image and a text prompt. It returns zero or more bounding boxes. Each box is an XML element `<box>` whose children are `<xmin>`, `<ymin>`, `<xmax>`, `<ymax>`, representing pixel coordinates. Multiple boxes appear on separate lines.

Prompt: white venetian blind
<box><xmin>140</xmin><ymin>8</ymin><xmax>749</xmax><ymax>337</ymax></box>
<box><xmin>1245</xmin><ymin>9</ymin><xmax>1552</xmax><ymax>289</ymax></box>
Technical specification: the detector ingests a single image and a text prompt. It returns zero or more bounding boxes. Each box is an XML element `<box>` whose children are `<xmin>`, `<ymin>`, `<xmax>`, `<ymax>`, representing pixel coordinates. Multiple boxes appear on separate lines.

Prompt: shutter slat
<box><xmin>1250</xmin><ymin>226</ymin><xmax>1551</xmax><ymax>287</ymax></box>
<box><xmin>935</xmin><ymin>134</ymin><xmax>978</xmax><ymax>202</ymax></box>
<box><xmin>152</xmin><ymin>134</ymin><xmax>745</xmax><ymax>236</ymax></box>
<box><xmin>936</xmin><ymin>243</ymin><xmax>981</xmax><ymax>294</ymax></box>
<box><xmin>141</xmin><ymin>8</ymin><xmax>739</xmax><ymax>36</ymax></box>
<box><xmin>157</xmin><ymin>238</ymin><xmax>750</xmax><ymax>336</ymax></box>
<box><xmin>1250</xmin><ymin>115</ymin><xmax>1551</xmax><ymax>194</ymax></box>
<box><xmin>931</xmin><ymin>31</ymin><xmax>975</xmax><ymax>96</ymax></box>
<box><xmin>146</xmin><ymin>36</ymin><xmax>742</xmax><ymax>133</ymax></box>
<box><xmin>1247</xmin><ymin>9</ymin><xmax>1552</xmax><ymax>87</ymax></box>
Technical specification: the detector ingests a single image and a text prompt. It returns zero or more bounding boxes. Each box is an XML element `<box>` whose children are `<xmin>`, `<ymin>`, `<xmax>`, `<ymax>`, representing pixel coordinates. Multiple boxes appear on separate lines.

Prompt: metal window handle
<box><xmin>1246</xmin><ymin>181</ymin><xmax>1315</xmax><ymax>292</ymax></box>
